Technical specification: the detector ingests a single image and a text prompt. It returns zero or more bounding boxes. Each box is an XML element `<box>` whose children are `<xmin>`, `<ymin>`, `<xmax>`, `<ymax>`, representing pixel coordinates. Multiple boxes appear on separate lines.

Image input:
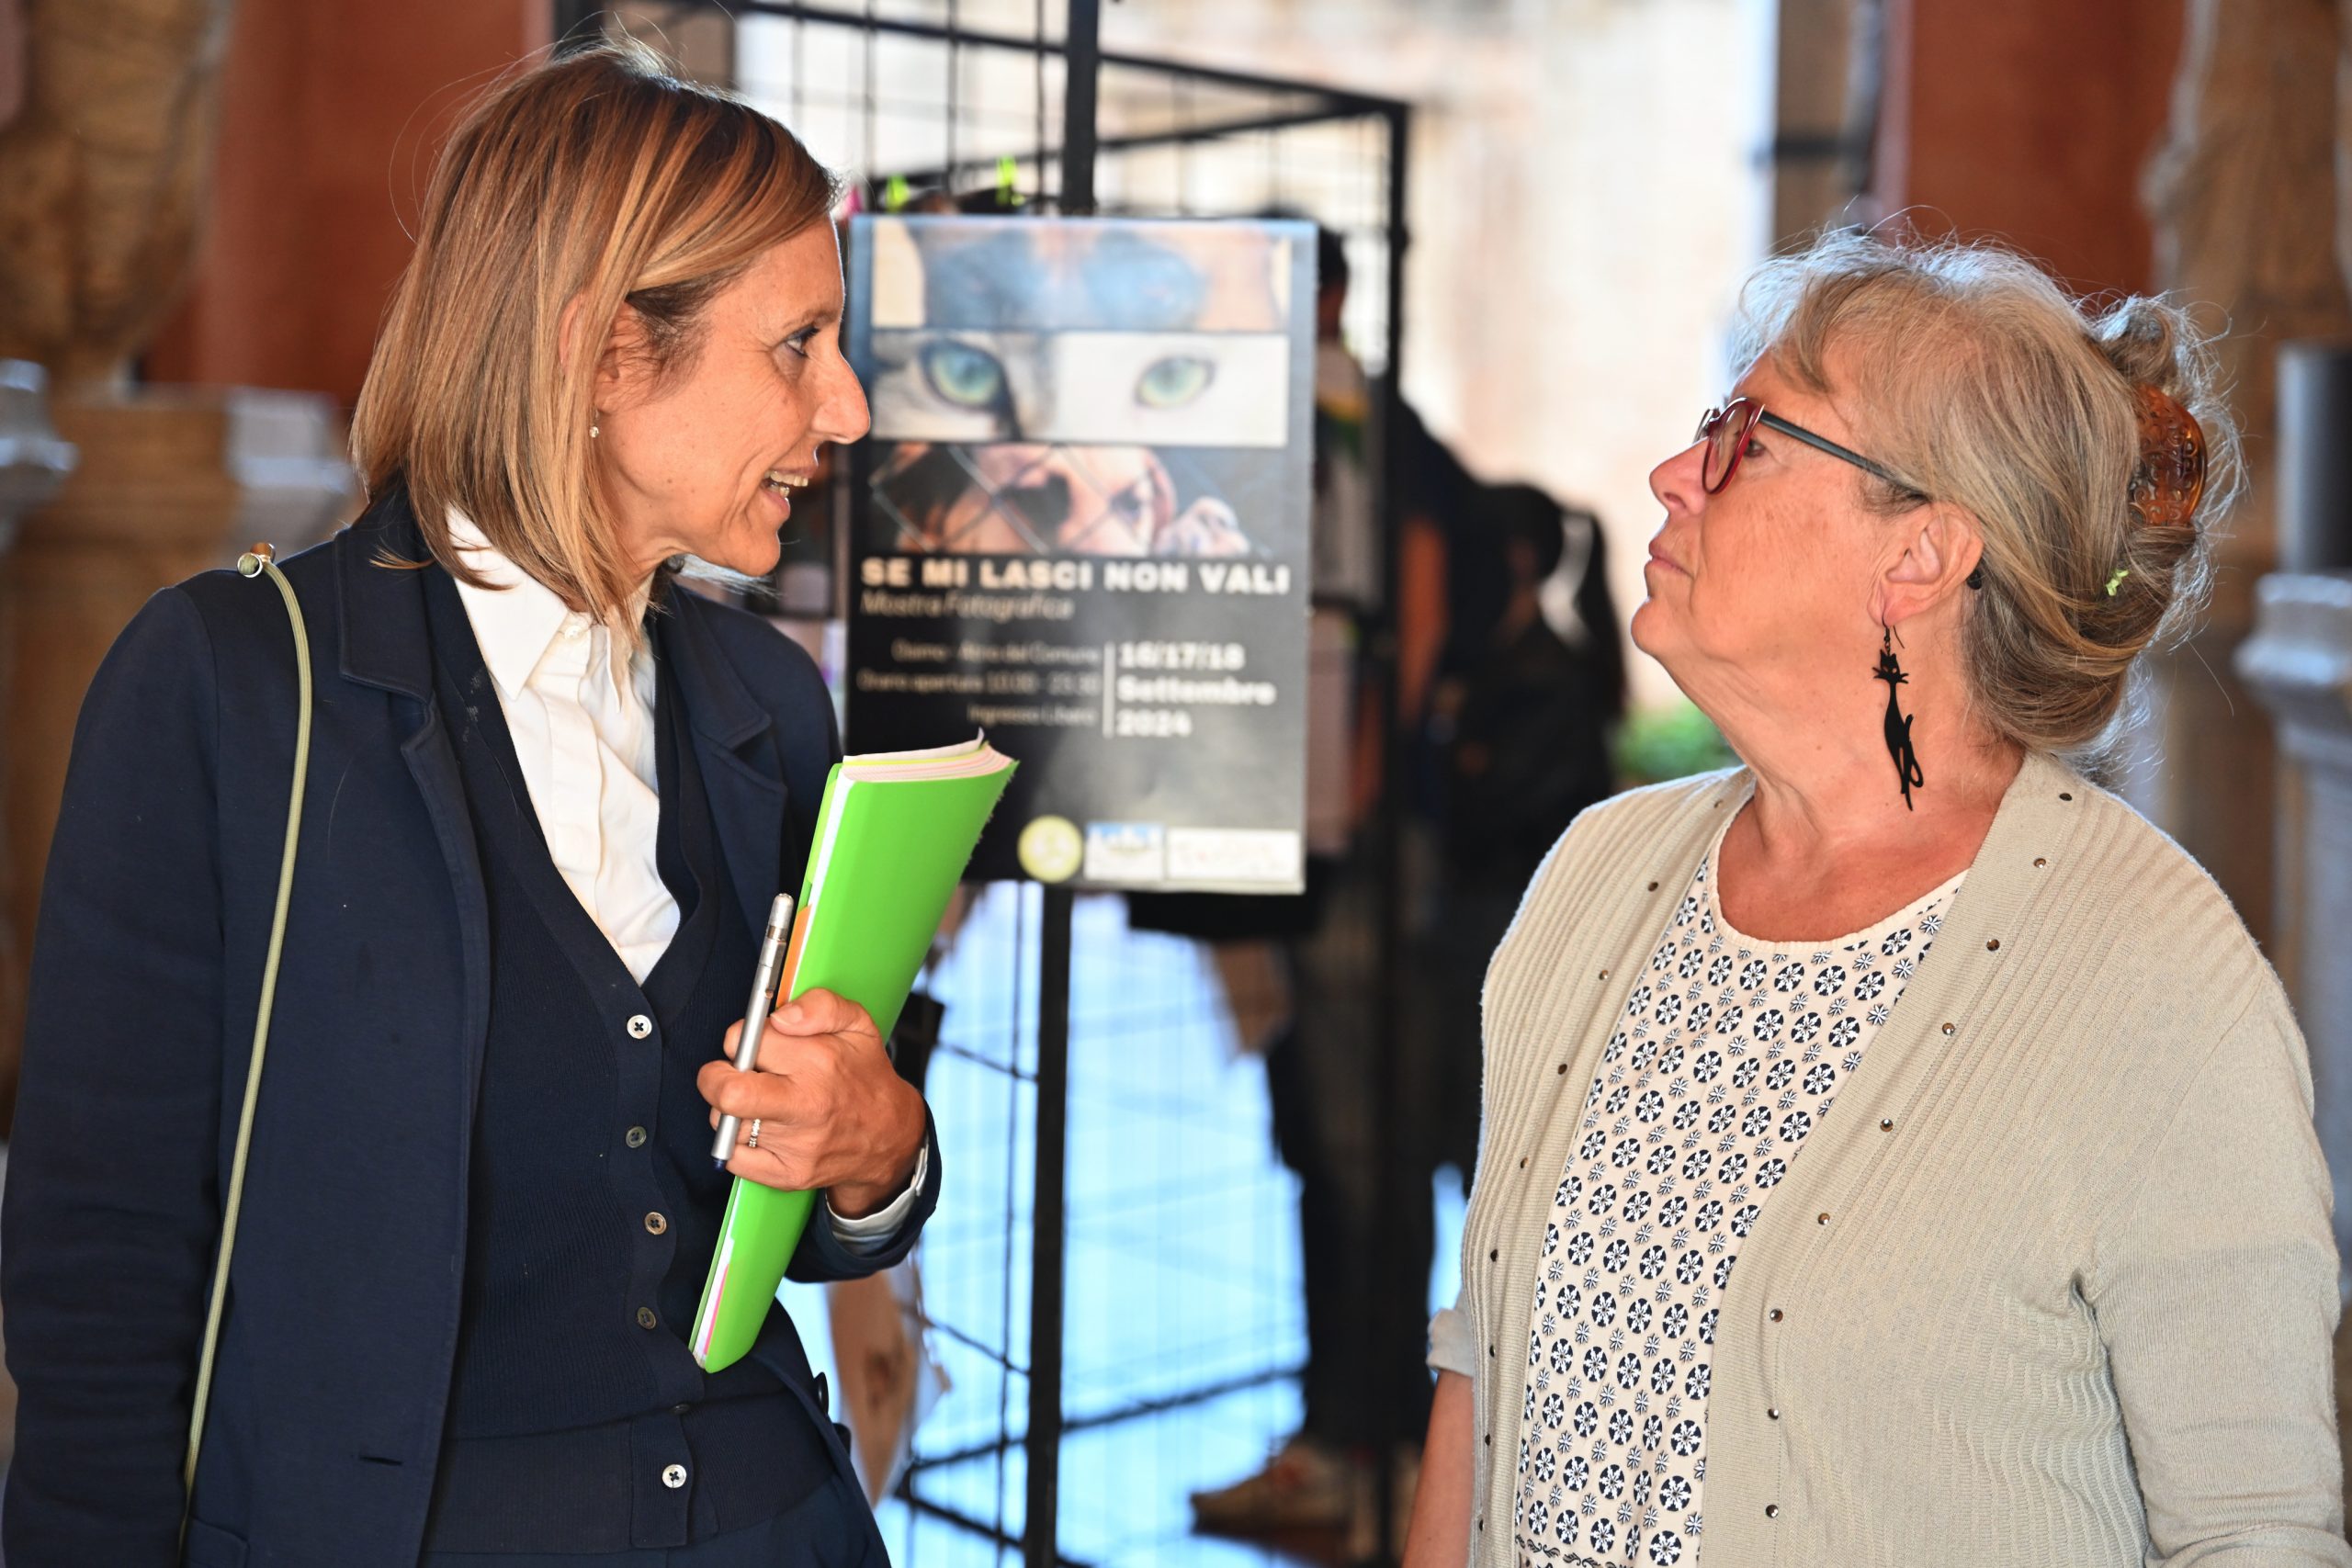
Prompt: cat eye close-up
<box><xmin>917</xmin><ymin>338</ymin><xmax>1011</xmax><ymax>414</ymax></box>
<box><xmin>1136</xmin><ymin>354</ymin><xmax>1216</xmax><ymax>409</ymax></box>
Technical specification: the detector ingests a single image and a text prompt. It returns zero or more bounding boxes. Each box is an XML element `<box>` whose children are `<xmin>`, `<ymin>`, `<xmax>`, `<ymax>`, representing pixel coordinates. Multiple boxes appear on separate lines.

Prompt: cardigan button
<box><xmin>1985</xmin><ymin>938</ymin><xmax>2001</xmax><ymax>951</ymax></box>
<box><xmin>1765</xmin><ymin>1504</ymin><xmax>1780</xmax><ymax>1519</ymax></box>
<box><xmin>1940</xmin><ymin>1022</ymin><xmax>1955</xmax><ymax>1035</ymax></box>
<box><xmin>1489</xmin><ymin>1249</ymin><xmax>1499</xmax><ymax>1262</ymax></box>
<box><xmin>645</xmin><ymin>1212</ymin><xmax>669</xmax><ymax>1235</ymax></box>
<box><xmin>1879</xmin><ymin>1118</ymin><xmax>1894</xmax><ymax>1132</ymax></box>
<box><xmin>637</xmin><ymin>1306</ymin><xmax>658</xmax><ymax>1328</ymax></box>
<box><xmin>626</xmin><ymin>1125</ymin><xmax>649</xmax><ymax>1149</ymax></box>
<box><xmin>627</xmin><ymin>1013</ymin><xmax>654</xmax><ymax>1040</ymax></box>
<box><xmin>1815</xmin><ymin>1213</ymin><xmax>1829</xmax><ymax>1225</ymax></box>
<box><xmin>1768</xmin><ymin>1308</ymin><xmax>1783</xmax><ymax>1323</ymax></box>
<box><xmin>662</xmin><ymin>1462</ymin><xmax>688</xmax><ymax>1490</ymax></box>
<box><xmin>1768</xmin><ymin>1406</ymin><xmax>1781</xmax><ymax>1420</ymax></box>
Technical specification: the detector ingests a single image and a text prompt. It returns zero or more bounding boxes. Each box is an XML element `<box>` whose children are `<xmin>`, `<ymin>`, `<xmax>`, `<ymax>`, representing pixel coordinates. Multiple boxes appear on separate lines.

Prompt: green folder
<box><xmin>690</xmin><ymin>734</ymin><xmax>1014</xmax><ymax>1371</ymax></box>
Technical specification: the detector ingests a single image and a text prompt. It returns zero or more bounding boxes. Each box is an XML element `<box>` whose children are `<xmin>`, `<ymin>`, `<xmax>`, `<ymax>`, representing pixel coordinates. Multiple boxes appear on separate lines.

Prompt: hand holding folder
<box><xmin>699</xmin><ymin>986</ymin><xmax>925</xmax><ymax>1213</ymax></box>
<box><xmin>690</xmin><ymin>734</ymin><xmax>1015</xmax><ymax>1372</ymax></box>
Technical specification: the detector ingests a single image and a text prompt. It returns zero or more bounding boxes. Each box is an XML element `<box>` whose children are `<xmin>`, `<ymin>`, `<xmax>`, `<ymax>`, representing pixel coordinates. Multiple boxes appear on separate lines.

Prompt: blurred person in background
<box><xmin>1404</xmin><ymin>231</ymin><xmax>2346</xmax><ymax>1568</ymax></box>
<box><xmin>3</xmin><ymin>45</ymin><xmax>939</xmax><ymax>1568</ymax></box>
<box><xmin>1422</xmin><ymin>485</ymin><xmax>1625</xmax><ymax>903</ymax></box>
<box><xmin>1181</xmin><ymin>223</ymin><xmax>1446</xmax><ymax>1548</ymax></box>
<box><xmin>1409</xmin><ymin>483</ymin><xmax>1625</xmax><ymax>1247</ymax></box>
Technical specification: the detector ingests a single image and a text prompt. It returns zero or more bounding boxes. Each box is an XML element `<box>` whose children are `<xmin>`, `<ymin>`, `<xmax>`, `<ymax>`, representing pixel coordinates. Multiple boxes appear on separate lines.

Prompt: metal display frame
<box><xmin>554</xmin><ymin>6</ymin><xmax>1415</xmax><ymax>1563</ymax></box>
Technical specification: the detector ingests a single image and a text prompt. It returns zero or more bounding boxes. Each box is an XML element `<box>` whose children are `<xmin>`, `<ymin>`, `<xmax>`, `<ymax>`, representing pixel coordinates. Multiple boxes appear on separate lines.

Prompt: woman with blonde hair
<box><xmin>1403</xmin><ymin>231</ymin><xmax>2348</xmax><ymax>1567</ymax></box>
<box><xmin>4</xmin><ymin>43</ymin><xmax>929</xmax><ymax>1567</ymax></box>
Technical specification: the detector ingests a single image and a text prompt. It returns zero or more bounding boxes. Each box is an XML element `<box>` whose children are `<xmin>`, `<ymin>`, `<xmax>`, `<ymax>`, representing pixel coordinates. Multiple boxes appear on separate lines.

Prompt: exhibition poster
<box><xmin>844</xmin><ymin>214</ymin><xmax>1315</xmax><ymax>891</ymax></box>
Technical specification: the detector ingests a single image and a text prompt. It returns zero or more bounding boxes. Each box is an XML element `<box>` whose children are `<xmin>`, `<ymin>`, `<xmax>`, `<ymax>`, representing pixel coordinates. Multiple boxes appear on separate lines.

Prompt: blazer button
<box><xmin>637</xmin><ymin>1306</ymin><xmax>658</xmax><ymax>1328</ymax></box>
<box><xmin>628</xmin><ymin>1014</ymin><xmax>654</xmax><ymax>1040</ymax></box>
<box><xmin>662</xmin><ymin>1462</ymin><xmax>688</xmax><ymax>1490</ymax></box>
<box><xmin>626</xmin><ymin>1126</ymin><xmax>649</xmax><ymax>1149</ymax></box>
<box><xmin>645</xmin><ymin>1212</ymin><xmax>669</xmax><ymax>1235</ymax></box>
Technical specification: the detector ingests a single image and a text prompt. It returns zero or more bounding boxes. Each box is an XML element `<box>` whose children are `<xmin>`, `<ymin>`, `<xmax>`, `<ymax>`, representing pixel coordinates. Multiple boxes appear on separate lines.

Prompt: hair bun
<box><xmin>2092</xmin><ymin>295</ymin><xmax>2191</xmax><ymax>393</ymax></box>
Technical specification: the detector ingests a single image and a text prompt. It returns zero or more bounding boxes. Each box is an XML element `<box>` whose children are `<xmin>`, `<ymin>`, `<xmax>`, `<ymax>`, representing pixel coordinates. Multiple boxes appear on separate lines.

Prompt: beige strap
<box><xmin>181</xmin><ymin>546</ymin><xmax>312</xmax><ymax>1545</ymax></box>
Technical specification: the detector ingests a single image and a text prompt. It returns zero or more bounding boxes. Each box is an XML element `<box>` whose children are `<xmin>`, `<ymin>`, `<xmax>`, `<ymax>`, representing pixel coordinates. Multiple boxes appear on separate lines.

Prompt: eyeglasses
<box><xmin>1695</xmin><ymin>397</ymin><xmax>1925</xmax><ymax>501</ymax></box>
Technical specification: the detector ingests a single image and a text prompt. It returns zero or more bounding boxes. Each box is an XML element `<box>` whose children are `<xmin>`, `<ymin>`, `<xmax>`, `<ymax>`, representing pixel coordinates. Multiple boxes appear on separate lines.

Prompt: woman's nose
<box><xmin>816</xmin><ymin>357</ymin><xmax>871</xmax><ymax>447</ymax></box>
<box><xmin>1650</xmin><ymin>439</ymin><xmax>1708</xmax><ymax>517</ymax></box>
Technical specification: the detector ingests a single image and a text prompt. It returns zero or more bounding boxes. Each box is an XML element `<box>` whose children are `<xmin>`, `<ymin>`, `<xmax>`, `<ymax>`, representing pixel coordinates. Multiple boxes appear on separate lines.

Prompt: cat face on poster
<box><xmin>864</xmin><ymin>219</ymin><xmax>1295</xmax><ymax>556</ymax></box>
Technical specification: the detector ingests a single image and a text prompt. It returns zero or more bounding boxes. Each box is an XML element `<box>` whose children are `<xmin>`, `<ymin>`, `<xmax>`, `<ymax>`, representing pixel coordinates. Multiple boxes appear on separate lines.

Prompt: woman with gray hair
<box><xmin>1403</xmin><ymin>231</ymin><xmax>2347</xmax><ymax>1568</ymax></box>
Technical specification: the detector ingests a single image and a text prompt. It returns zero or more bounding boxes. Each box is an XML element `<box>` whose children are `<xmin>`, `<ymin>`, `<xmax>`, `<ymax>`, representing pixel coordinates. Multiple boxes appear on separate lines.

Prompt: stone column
<box><xmin>2238</xmin><ymin>576</ymin><xmax>2352</xmax><ymax>1287</ymax></box>
<box><xmin>2135</xmin><ymin>0</ymin><xmax>2352</xmax><ymax>953</ymax></box>
<box><xmin>0</xmin><ymin>363</ymin><xmax>75</xmax><ymax>547</ymax></box>
<box><xmin>0</xmin><ymin>0</ymin><xmax>238</xmax><ymax>1137</ymax></box>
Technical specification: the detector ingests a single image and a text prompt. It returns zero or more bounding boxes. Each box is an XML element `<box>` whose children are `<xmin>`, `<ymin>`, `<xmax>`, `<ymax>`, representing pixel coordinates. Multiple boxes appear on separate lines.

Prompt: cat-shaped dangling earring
<box><xmin>1873</xmin><ymin>624</ymin><xmax>1925</xmax><ymax>810</ymax></box>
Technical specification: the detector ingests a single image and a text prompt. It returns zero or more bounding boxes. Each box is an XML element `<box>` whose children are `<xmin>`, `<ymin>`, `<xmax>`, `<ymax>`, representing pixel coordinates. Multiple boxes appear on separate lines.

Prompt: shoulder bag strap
<box><xmin>180</xmin><ymin>543</ymin><xmax>313</xmax><ymax>1550</ymax></box>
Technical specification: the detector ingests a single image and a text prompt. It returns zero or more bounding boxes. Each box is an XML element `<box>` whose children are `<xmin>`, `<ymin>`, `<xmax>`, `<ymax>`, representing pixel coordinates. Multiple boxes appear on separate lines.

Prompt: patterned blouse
<box><xmin>1512</xmin><ymin>836</ymin><xmax>1962</xmax><ymax>1568</ymax></box>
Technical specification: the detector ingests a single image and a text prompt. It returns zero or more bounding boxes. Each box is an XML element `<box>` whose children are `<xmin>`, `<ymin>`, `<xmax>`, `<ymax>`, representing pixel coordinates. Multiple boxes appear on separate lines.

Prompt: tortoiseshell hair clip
<box><xmin>2130</xmin><ymin>384</ymin><xmax>2207</xmax><ymax>530</ymax></box>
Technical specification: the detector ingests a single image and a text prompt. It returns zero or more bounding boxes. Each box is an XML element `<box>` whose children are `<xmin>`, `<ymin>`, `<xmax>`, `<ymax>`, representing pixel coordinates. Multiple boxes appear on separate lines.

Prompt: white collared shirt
<box><xmin>447</xmin><ymin>515</ymin><xmax>673</xmax><ymax>982</ymax></box>
<box><xmin>444</xmin><ymin>513</ymin><xmax>920</xmax><ymax>1243</ymax></box>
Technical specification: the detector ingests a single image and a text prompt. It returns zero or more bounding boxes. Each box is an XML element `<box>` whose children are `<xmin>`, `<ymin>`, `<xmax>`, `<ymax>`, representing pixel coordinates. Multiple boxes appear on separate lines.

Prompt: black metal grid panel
<box><xmin>888</xmin><ymin>886</ymin><xmax>1310</xmax><ymax>1568</ymax></box>
<box><xmin>727</xmin><ymin>2</ymin><xmax>1401</xmax><ymax>375</ymax></box>
<box><xmin>561</xmin><ymin>7</ymin><xmax>1410</xmax><ymax>1564</ymax></box>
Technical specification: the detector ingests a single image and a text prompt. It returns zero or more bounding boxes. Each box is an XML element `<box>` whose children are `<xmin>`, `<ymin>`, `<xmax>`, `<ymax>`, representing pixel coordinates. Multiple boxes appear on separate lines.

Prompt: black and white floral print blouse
<box><xmin>1512</xmin><ymin>836</ymin><xmax>1961</xmax><ymax>1568</ymax></box>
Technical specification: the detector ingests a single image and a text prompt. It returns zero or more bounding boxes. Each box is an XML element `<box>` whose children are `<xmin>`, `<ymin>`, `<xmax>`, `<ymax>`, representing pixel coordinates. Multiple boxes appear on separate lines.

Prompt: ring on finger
<box><xmin>746</xmin><ymin>1118</ymin><xmax>763</xmax><ymax>1150</ymax></box>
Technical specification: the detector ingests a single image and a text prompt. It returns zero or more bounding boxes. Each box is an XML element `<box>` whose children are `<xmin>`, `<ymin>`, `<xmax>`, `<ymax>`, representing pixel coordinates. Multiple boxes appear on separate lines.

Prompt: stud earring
<box><xmin>1872</xmin><ymin>623</ymin><xmax>1925</xmax><ymax>811</ymax></box>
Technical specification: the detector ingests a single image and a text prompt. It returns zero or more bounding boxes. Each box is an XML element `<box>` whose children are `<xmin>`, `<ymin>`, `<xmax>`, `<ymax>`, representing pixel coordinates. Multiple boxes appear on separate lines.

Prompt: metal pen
<box><xmin>712</xmin><ymin>892</ymin><xmax>796</xmax><ymax>1164</ymax></box>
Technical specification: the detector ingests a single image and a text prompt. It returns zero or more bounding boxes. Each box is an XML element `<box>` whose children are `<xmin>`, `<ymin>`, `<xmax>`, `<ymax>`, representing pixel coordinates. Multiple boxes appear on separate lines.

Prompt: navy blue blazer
<box><xmin>1</xmin><ymin>491</ymin><xmax>940</xmax><ymax>1567</ymax></box>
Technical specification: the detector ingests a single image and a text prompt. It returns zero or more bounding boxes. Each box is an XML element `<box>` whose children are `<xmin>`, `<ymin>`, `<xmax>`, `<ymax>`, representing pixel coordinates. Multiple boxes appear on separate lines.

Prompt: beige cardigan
<box><xmin>1430</xmin><ymin>750</ymin><xmax>2347</xmax><ymax>1566</ymax></box>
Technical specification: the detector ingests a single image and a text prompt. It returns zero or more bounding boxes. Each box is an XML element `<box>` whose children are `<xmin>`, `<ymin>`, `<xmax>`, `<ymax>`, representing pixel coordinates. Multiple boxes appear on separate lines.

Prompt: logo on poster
<box><xmin>1017</xmin><ymin>816</ymin><xmax>1084</xmax><ymax>883</ymax></box>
